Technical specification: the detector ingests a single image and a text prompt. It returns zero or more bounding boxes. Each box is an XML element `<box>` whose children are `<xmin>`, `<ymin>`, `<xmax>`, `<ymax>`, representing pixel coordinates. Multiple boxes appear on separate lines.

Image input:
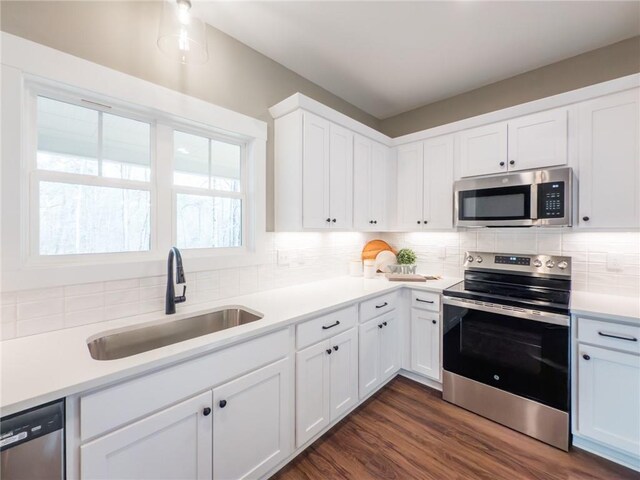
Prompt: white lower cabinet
<box><xmin>81</xmin><ymin>391</ymin><xmax>213</xmax><ymax>480</ymax></box>
<box><xmin>296</xmin><ymin>328</ymin><xmax>358</xmax><ymax>447</ymax></box>
<box><xmin>410</xmin><ymin>308</ymin><xmax>440</xmax><ymax>381</ymax></box>
<box><xmin>577</xmin><ymin>344</ymin><xmax>640</xmax><ymax>456</ymax></box>
<box><xmin>213</xmin><ymin>359</ymin><xmax>292</xmax><ymax>480</ymax></box>
<box><xmin>359</xmin><ymin>311</ymin><xmax>399</xmax><ymax>399</ymax></box>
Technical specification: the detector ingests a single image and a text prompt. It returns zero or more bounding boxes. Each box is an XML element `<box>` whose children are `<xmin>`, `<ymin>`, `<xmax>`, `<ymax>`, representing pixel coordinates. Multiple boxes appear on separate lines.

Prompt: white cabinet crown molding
<box><xmin>269</xmin><ymin>92</ymin><xmax>392</xmax><ymax>145</ymax></box>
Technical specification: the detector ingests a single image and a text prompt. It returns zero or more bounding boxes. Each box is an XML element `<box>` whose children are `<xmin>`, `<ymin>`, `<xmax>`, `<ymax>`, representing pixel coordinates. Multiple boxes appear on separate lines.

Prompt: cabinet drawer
<box><xmin>359</xmin><ymin>293</ymin><xmax>397</xmax><ymax>323</ymax></box>
<box><xmin>578</xmin><ymin>317</ymin><xmax>640</xmax><ymax>354</ymax></box>
<box><xmin>411</xmin><ymin>290</ymin><xmax>440</xmax><ymax>312</ymax></box>
<box><xmin>81</xmin><ymin>328</ymin><xmax>289</xmax><ymax>441</ymax></box>
<box><xmin>296</xmin><ymin>306</ymin><xmax>357</xmax><ymax>350</ymax></box>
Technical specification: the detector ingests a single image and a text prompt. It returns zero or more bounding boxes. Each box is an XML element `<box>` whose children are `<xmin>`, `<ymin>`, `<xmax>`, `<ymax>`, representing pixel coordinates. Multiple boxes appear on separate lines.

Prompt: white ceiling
<box><xmin>192</xmin><ymin>1</ymin><xmax>640</xmax><ymax>119</ymax></box>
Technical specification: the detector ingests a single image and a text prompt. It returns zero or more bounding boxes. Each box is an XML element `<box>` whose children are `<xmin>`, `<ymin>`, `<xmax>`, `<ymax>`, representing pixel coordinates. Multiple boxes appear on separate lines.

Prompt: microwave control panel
<box><xmin>538</xmin><ymin>181</ymin><xmax>565</xmax><ymax>218</ymax></box>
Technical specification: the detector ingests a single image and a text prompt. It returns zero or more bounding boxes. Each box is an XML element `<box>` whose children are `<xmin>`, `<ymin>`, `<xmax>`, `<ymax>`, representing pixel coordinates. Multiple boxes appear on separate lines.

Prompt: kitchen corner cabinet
<box><xmin>274</xmin><ymin>109</ymin><xmax>353</xmax><ymax>231</ymax></box>
<box><xmin>458</xmin><ymin>108</ymin><xmax>567</xmax><ymax>178</ymax></box>
<box><xmin>359</xmin><ymin>311</ymin><xmax>400</xmax><ymax>399</ymax></box>
<box><xmin>353</xmin><ymin>134</ymin><xmax>389</xmax><ymax>230</ymax></box>
<box><xmin>81</xmin><ymin>391</ymin><xmax>213</xmax><ymax>480</ymax></box>
<box><xmin>396</xmin><ymin>135</ymin><xmax>454</xmax><ymax>230</ymax></box>
<box><xmin>577</xmin><ymin>88</ymin><xmax>640</xmax><ymax>229</ymax></box>
<box><xmin>296</xmin><ymin>328</ymin><xmax>358</xmax><ymax>447</ymax></box>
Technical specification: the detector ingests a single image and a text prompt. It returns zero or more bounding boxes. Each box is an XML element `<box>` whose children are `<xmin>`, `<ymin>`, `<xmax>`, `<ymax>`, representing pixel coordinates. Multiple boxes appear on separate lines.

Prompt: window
<box><xmin>34</xmin><ymin>95</ymin><xmax>152</xmax><ymax>255</ymax></box>
<box><xmin>173</xmin><ymin>130</ymin><xmax>244</xmax><ymax>249</ymax></box>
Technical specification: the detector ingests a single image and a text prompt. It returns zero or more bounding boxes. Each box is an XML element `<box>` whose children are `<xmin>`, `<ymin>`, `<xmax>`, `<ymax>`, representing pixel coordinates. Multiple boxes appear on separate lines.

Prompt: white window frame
<box><xmin>170</xmin><ymin>124</ymin><xmax>248</xmax><ymax>255</ymax></box>
<box><xmin>1</xmin><ymin>32</ymin><xmax>268</xmax><ymax>291</ymax></box>
<box><xmin>25</xmin><ymin>82</ymin><xmax>159</xmax><ymax>265</ymax></box>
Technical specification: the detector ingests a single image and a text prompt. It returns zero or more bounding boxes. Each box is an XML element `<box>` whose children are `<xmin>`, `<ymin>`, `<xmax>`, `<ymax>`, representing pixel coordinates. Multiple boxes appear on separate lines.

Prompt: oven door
<box><xmin>442</xmin><ymin>297</ymin><xmax>569</xmax><ymax>411</ymax></box>
<box><xmin>455</xmin><ymin>184</ymin><xmax>535</xmax><ymax>227</ymax></box>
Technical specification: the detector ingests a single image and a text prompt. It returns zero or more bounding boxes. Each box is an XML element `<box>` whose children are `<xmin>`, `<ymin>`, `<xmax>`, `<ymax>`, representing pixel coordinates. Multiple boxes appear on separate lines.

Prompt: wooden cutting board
<box><xmin>361</xmin><ymin>239</ymin><xmax>395</xmax><ymax>261</ymax></box>
<box><xmin>385</xmin><ymin>274</ymin><xmax>427</xmax><ymax>282</ymax></box>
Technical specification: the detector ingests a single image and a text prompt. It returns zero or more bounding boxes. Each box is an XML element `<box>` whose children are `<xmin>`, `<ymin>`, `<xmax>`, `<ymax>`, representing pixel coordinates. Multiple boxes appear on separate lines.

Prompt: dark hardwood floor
<box><xmin>272</xmin><ymin>376</ymin><xmax>638</xmax><ymax>480</ymax></box>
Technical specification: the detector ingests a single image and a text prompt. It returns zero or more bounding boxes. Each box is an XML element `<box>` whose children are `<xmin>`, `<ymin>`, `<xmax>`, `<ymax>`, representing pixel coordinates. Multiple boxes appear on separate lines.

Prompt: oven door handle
<box><xmin>442</xmin><ymin>296</ymin><xmax>569</xmax><ymax>327</ymax></box>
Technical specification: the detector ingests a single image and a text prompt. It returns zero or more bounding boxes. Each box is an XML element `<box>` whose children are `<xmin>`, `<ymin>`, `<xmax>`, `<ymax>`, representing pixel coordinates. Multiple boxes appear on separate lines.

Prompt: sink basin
<box><xmin>87</xmin><ymin>307</ymin><xmax>264</xmax><ymax>361</ymax></box>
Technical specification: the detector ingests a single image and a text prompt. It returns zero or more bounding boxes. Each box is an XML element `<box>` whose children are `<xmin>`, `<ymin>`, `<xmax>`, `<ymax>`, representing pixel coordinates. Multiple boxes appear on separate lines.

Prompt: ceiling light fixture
<box><xmin>157</xmin><ymin>0</ymin><xmax>208</xmax><ymax>65</ymax></box>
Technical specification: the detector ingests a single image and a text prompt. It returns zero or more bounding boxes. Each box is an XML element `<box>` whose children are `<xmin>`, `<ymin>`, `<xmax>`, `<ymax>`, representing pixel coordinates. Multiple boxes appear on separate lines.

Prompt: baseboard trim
<box><xmin>572</xmin><ymin>435</ymin><xmax>640</xmax><ymax>473</ymax></box>
<box><xmin>398</xmin><ymin>369</ymin><xmax>442</xmax><ymax>391</ymax></box>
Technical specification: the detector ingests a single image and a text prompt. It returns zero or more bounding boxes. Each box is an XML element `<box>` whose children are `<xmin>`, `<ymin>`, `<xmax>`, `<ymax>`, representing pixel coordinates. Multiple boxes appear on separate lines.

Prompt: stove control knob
<box><xmin>546</xmin><ymin>260</ymin><xmax>556</xmax><ymax>269</ymax></box>
<box><xmin>466</xmin><ymin>255</ymin><xmax>474</xmax><ymax>263</ymax></box>
<box><xmin>533</xmin><ymin>259</ymin><xmax>543</xmax><ymax>268</ymax></box>
<box><xmin>557</xmin><ymin>261</ymin><xmax>568</xmax><ymax>270</ymax></box>
<box><xmin>476</xmin><ymin>256</ymin><xmax>483</xmax><ymax>263</ymax></box>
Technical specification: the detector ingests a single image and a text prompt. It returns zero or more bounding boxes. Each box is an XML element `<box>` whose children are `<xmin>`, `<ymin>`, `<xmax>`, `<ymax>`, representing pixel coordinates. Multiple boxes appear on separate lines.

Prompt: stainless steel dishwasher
<box><xmin>1</xmin><ymin>399</ymin><xmax>65</xmax><ymax>479</ymax></box>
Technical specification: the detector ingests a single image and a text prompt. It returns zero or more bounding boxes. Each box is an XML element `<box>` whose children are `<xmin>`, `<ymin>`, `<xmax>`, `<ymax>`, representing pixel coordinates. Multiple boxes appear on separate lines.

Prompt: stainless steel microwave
<box><xmin>454</xmin><ymin>167</ymin><xmax>573</xmax><ymax>227</ymax></box>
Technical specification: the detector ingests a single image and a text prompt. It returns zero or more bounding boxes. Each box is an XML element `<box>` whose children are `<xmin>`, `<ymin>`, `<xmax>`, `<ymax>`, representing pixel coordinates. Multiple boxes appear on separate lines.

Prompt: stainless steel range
<box><xmin>442</xmin><ymin>251</ymin><xmax>571</xmax><ymax>450</ymax></box>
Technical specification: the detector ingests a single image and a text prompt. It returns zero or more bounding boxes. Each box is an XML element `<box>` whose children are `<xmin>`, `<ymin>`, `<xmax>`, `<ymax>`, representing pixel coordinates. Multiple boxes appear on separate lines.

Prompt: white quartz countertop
<box><xmin>0</xmin><ymin>275</ymin><xmax>460</xmax><ymax>417</ymax></box>
<box><xmin>570</xmin><ymin>291</ymin><xmax>640</xmax><ymax>325</ymax></box>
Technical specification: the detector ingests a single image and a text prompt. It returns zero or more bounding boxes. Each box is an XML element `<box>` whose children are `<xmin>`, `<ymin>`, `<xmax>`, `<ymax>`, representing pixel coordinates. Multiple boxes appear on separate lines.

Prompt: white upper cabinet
<box><xmin>353</xmin><ymin>135</ymin><xmax>389</xmax><ymax>230</ymax></box>
<box><xmin>577</xmin><ymin>88</ymin><xmax>640</xmax><ymax>229</ymax></box>
<box><xmin>328</xmin><ymin>123</ymin><xmax>354</xmax><ymax>228</ymax></box>
<box><xmin>423</xmin><ymin>135</ymin><xmax>454</xmax><ymax>229</ymax></box>
<box><xmin>396</xmin><ymin>142</ymin><xmax>424</xmax><ymax>230</ymax></box>
<box><xmin>458</xmin><ymin>121</ymin><xmax>508</xmax><ymax>177</ymax></box>
<box><xmin>508</xmin><ymin>108</ymin><xmax>567</xmax><ymax>172</ymax></box>
<box><xmin>302</xmin><ymin>111</ymin><xmax>331</xmax><ymax>229</ymax></box>
<box><xmin>459</xmin><ymin>108</ymin><xmax>568</xmax><ymax>178</ymax></box>
<box><xmin>395</xmin><ymin>136</ymin><xmax>454</xmax><ymax>230</ymax></box>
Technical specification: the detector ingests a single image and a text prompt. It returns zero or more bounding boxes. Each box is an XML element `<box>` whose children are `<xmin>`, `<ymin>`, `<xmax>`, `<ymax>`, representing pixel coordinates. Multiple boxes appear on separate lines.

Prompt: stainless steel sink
<box><xmin>87</xmin><ymin>307</ymin><xmax>263</xmax><ymax>361</ymax></box>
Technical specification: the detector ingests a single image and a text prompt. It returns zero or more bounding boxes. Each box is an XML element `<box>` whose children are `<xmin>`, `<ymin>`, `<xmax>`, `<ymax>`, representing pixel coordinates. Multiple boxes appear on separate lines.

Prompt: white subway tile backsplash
<box><xmin>105</xmin><ymin>302</ymin><xmax>140</xmax><ymax>320</ymax></box>
<box><xmin>17</xmin><ymin>315</ymin><xmax>64</xmax><ymax>337</ymax></box>
<box><xmin>139</xmin><ymin>275</ymin><xmax>165</xmax><ymax>287</ymax></box>
<box><xmin>65</xmin><ymin>308</ymin><xmax>105</xmax><ymax>328</ymax></box>
<box><xmin>1</xmin><ymin>321</ymin><xmax>17</xmax><ymax>341</ymax></box>
<box><xmin>64</xmin><ymin>282</ymin><xmax>104</xmax><ymax>297</ymax></box>
<box><xmin>17</xmin><ymin>287</ymin><xmax>63</xmax><ymax>303</ymax></box>
<box><xmin>105</xmin><ymin>278</ymin><xmax>140</xmax><ymax>291</ymax></box>
<box><xmin>1</xmin><ymin>304</ymin><xmax>17</xmax><ymax>323</ymax></box>
<box><xmin>104</xmin><ymin>288</ymin><xmax>139</xmax><ymax>305</ymax></box>
<box><xmin>65</xmin><ymin>293</ymin><xmax>104</xmax><ymax>313</ymax></box>
<box><xmin>1</xmin><ymin>292</ymin><xmax>17</xmax><ymax>305</ymax></box>
<box><xmin>139</xmin><ymin>286</ymin><xmax>164</xmax><ymax>300</ymax></box>
<box><xmin>18</xmin><ymin>298</ymin><xmax>64</xmax><ymax>320</ymax></box>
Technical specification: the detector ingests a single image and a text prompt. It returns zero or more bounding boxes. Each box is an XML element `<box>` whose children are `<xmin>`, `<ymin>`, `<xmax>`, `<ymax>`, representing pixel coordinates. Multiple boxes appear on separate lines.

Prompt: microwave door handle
<box><xmin>530</xmin><ymin>184</ymin><xmax>538</xmax><ymax>220</ymax></box>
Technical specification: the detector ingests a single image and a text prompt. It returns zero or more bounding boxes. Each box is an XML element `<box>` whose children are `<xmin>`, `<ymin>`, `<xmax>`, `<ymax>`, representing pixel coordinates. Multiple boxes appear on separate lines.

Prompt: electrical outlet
<box><xmin>277</xmin><ymin>250</ymin><xmax>290</xmax><ymax>266</ymax></box>
<box><xmin>606</xmin><ymin>253</ymin><xmax>623</xmax><ymax>272</ymax></box>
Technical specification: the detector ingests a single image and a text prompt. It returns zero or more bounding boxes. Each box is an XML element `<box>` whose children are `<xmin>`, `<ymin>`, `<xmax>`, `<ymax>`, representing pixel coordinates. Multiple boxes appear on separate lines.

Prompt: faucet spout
<box><xmin>166</xmin><ymin>247</ymin><xmax>187</xmax><ymax>314</ymax></box>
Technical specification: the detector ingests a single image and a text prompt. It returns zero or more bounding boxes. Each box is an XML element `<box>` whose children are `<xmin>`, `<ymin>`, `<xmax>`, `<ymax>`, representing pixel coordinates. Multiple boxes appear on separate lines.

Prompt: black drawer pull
<box><xmin>378</xmin><ymin>324</ymin><xmax>383</xmax><ymax>329</ymax></box>
<box><xmin>322</xmin><ymin>320</ymin><xmax>340</xmax><ymax>330</ymax></box>
<box><xmin>333</xmin><ymin>345</ymin><xmax>339</xmax><ymax>351</ymax></box>
<box><xmin>598</xmin><ymin>331</ymin><xmax>637</xmax><ymax>342</ymax></box>
<box><xmin>326</xmin><ymin>348</ymin><xmax>332</xmax><ymax>355</ymax></box>
<box><xmin>582</xmin><ymin>354</ymin><xmax>590</xmax><ymax>361</ymax></box>
<box><xmin>203</xmin><ymin>407</ymin><xmax>211</xmax><ymax>416</ymax></box>
<box><xmin>375</xmin><ymin>302</ymin><xmax>388</xmax><ymax>309</ymax></box>
<box><xmin>219</xmin><ymin>400</ymin><xmax>227</xmax><ymax>408</ymax></box>
<box><xmin>416</xmin><ymin>298</ymin><xmax>434</xmax><ymax>304</ymax></box>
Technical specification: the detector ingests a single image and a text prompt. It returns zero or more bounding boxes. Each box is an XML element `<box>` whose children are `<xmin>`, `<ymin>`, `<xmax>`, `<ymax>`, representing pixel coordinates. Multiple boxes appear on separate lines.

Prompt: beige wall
<box><xmin>0</xmin><ymin>1</ymin><xmax>380</xmax><ymax>230</ymax></box>
<box><xmin>379</xmin><ymin>36</ymin><xmax>640</xmax><ymax>138</ymax></box>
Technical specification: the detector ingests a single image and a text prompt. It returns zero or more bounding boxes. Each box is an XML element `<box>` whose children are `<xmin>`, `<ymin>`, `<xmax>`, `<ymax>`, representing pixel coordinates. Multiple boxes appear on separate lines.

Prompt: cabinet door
<box><xmin>410</xmin><ymin>309</ymin><xmax>440</xmax><ymax>380</ymax></box>
<box><xmin>302</xmin><ymin>111</ymin><xmax>330</xmax><ymax>229</ymax></box>
<box><xmin>353</xmin><ymin>135</ymin><xmax>372</xmax><ymax>231</ymax></box>
<box><xmin>507</xmin><ymin>108</ymin><xmax>567</xmax><ymax>172</ymax></box>
<box><xmin>359</xmin><ymin>319</ymin><xmax>381</xmax><ymax>399</ymax></box>
<box><xmin>328</xmin><ymin>123</ymin><xmax>353</xmax><ymax>228</ymax></box>
<box><xmin>213</xmin><ymin>359</ymin><xmax>292</xmax><ymax>480</ymax></box>
<box><xmin>379</xmin><ymin>312</ymin><xmax>400</xmax><ymax>380</ymax></box>
<box><xmin>396</xmin><ymin>142</ymin><xmax>424</xmax><ymax>230</ymax></box>
<box><xmin>459</xmin><ymin>122</ymin><xmax>508</xmax><ymax>177</ymax></box>
<box><xmin>577</xmin><ymin>345</ymin><xmax>640</xmax><ymax>455</ymax></box>
<box><xmin>423</xmin><ymin>135</ymin><xmax>454</xmax><ymax>229</ymax></box>
<box><xmin>370</xmin><ymin>141</ymin><xmax>388</xmax><ymax>229</ymax></box>
<box><xmin>329</xmin><ymin>328</ymin><xmax>359</xmax><ymax>421</ymax></box>
<box><xmin>296</xmin><ymin>340</ymin><xmax>331</xmax><ymax>447</ymax></box>
<box><xmin>81</xmin><ymin>392</ymin><xmax>212</xmax><ymax>480</ymax></box>
<box><xmin>578</xmin><ymin>89</ymin><xmax>640</xmax><ymax>229</ymax></box>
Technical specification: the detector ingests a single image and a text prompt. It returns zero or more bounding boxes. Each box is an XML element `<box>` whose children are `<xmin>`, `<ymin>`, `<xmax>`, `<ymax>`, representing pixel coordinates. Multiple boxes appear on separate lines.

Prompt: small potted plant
<box><xmin>396</xmin><ymin>248</ymin><xmax>417</xmax><ymax>274</ymax></box>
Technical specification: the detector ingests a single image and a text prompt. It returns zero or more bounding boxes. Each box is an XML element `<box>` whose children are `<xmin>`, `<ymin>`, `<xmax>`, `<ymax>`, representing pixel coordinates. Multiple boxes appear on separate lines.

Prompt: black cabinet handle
<box><xmin>373</xmin><ymin>220</ymin><xmax>377</xmax><ymax>224</ymax></box>
<box><xmin>417</xmin><ymin>220</ymin><xmax>421</xmax><ymax>224</ymax></box>
<box><xmin>383</xmin><ymin>321</ymin><xmax>387</xmax><ymax>326</ymax></box>
<box><xmin>333</xmin><ymin>345</ymin><xmax>339</xmax><ymax>351</ymax></box>
<box><xmin>326</xmin><ymin>218</ymin><xmax>331</xmax><ymax>223</ymax></box>
<box><xmin>203</xmin><ymin>407</ymin><xmax>211</xmax><ymax>416</ymax></box>
<box><xmin>598</xmin><ymin>331</ymin><xmax>637</xmax><ymax>342</ymax></box>
<box><xmin>432</xmin><ymin>320</ymin><xmax>437</xmax><ymax>324</ymax></box>
<box><xmin>322</xmin><ymin>320</ymin><xmax>340</xmax><ymax>330</ymax></box>
<box><xmin>499</xmin><ymin>161</ymin><xmax>505</xmax><ymax>167</ymax></box>
<box><xmin>375</xmin><ymin>302</ymin><xmax>388</xmax><ymax>309</ymax></box>
<box><xmin>369</xmin><ymin>220</ymin><xmax>374</xmax><ymax>224</ymax></box>
<box><xmin>582</xmin><ymin>216</ymin><xmax>590</xmax><ymax>222</ymax></box>
<box><xmin>582</xmin><ymin>354</ymin><xmax>590</xmax><ymax>361</ymax></box>
<box><xmin>378</xmin><ymin>324</ymin><xmax>383</xmax><ymax>329</ymax></box>
<box><xmin>423</xmin><ymin>220</ymin><xmax>428</xmax><ymax>224</ymax></box>
<box><xmin>509</xmin><ymin>160</ymin><xmax>515</xmax><ymax>165</ymax></box>
<box><xmin>326</xmin><ymin>348</ymin><xmax>332</xmax><ymax>355</ymax></box>
<box><xmin>416</xmin><ymin>298</ymin><xmax>434</xmax><ymax>304</ymax></box>
<box><xmin>219</xmin><ymin>400</ymin><xmax>227</xmax><ymax>408</ymax></box>
<box><xmin>332</xmin><ymin>218</ymin><xmax>337</xmax><ymax>223</ymax></box>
